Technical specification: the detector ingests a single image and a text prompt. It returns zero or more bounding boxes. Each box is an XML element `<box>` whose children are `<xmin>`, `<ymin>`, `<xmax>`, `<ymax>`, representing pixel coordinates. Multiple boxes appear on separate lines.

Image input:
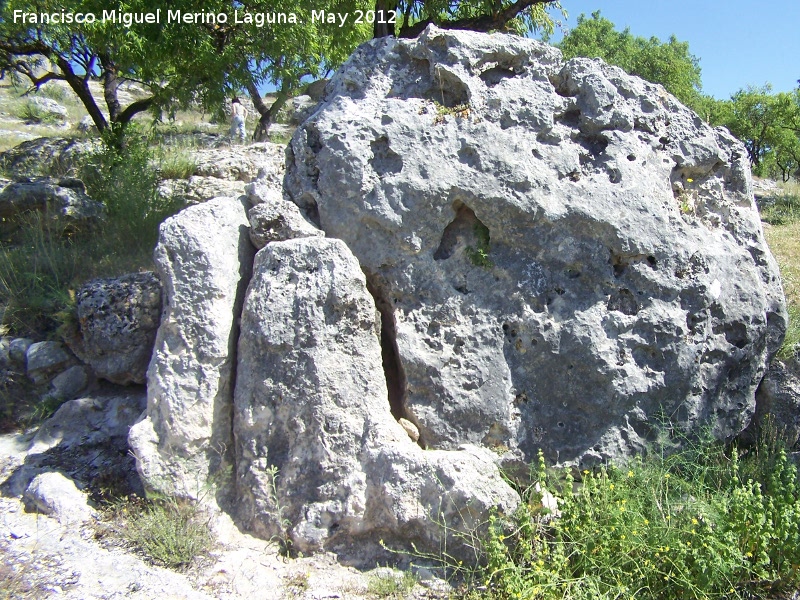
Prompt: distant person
<box><xmin>230</xmin><ymin>97</ymin><xmax>248</xmax><ymax>144</ymax></box>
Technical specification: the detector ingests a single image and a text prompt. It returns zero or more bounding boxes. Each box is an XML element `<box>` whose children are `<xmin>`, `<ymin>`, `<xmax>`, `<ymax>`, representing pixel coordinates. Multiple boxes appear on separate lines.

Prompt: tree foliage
<box><xmin>373</xmin><ymin>0</ymin><xmax>564</xmax><ymax>38</ymax></box>
<box><xmin>558</xmin><ymin>11</ymin><xmax>702</xmax><ymax>109</ymax></box>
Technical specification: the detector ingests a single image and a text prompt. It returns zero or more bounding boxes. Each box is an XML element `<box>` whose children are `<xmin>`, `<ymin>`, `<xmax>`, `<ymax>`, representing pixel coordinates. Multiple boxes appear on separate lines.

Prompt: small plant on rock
<box><xmin>466</xmin><ymin>223</ymin><xmax>493</xmax><ymax>268</ymax></box>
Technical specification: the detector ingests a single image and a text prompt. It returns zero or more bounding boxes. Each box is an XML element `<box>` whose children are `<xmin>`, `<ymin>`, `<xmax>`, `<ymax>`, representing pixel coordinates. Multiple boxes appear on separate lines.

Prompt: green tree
<box><xmin>558</xmin><ymin>11</ymin><xmax>702</xmax><ymax>109</ymax></box>
<box><xmin>0</xmin><ymin>0</ymin><xmax>181</xmax><ymax>141</ymax></box>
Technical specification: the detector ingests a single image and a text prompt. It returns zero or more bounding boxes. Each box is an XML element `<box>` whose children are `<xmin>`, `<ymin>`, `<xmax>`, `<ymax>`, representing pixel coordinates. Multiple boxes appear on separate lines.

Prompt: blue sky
<box><xmin>545</xmin><ymin>0</ymin><xmax>800</xmax><ymax>99</ymax></box>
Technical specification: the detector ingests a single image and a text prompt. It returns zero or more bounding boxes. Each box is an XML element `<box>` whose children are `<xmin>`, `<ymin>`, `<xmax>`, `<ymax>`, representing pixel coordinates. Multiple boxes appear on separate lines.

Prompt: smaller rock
<box><xmin>289</xmin><ymin>95</ymin><xmax>318</xmax><ymax>125</ymax></box>
<box><xmin>24</xmin><ymin>472</ymin><xmax>96</xmax><ymax>524</ymax></box>
<box><xmin>64</xmin><ymin>272</ymin><xmax>162</xmax><ymax>385</ymax></box>
<box><xmin>0</xmin><ymin>177</ymin><xmax>105</xmax><ymax>231</ymax></box>
<box><xmin>398</xmin><ymin>418</ymin><xmax>420</xmax><ymax>443</ymax></box>
<box><xmin>26</xmin><ymin>97</ymin><xmax>69</xmax><ymax>123</ymax></box>
<box><xmin>8</xmin><ymin>337</ymin><xmax>33</xmax><ymax>364</ymax></box>
<box><xmin>0</xmin><ymin>137</ymin><xmax>97</xmax><ymax>178</ymax></box>
<box><xmin>304</xmin><ymin>79</ymin><xmax>329</xmax><ymax>102</ymax></box>
<box><xmin>244</xmin><ymin>175</ymin><xmax>283</xmax><ymax>208</ymax></box>
<box><xmin>158</xmin><ymin>176</ymin><xmax>245</xmax><ymax>206</ymax></box>
<box><xmin>248</xmin><ymin>200</ymin><xmax>323</xmax><ymax>249</ymax></box>
<box><xmin>26</xmin><ymin>341</ymin><xmax>73</xmax><ymax>385</ymax></box>
<box><xmin>49</xmin><ymin>365</ymin><xmax>89</xmax><ymax>401</ymax></box>
<box><xmin>76</xmin><ymin>115</ymin><xmax>98</xmax><ymax>134</ymax></box>
<box><xmin>748</xmin><ymin>356</ymin><xmax>800</xmax><ymax>449</ymax></box>
<box><xmin>0</xmin><ymin>337</ymin><xmax>11</xmax><ymax>367</ymax></box>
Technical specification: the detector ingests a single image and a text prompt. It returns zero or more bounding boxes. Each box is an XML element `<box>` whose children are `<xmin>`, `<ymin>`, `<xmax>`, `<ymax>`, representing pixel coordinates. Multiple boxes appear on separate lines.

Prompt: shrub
<box><xmin>37</xmin><ymin>83</ymin><xmax>68</xmax><ymax>103</ymax></box>
<box><xmin>760</xmin><ymin>180</ymin><xmax>800</xmax><ymax>226</ymax></box>
<box><xmin>17</xmin><ymin>99</ymin><xmax>63</xmax><ymax>125</ymax></box>
<box><xmin>471</xmin><ymin>430</ymin><xmax>800</xmax><ymax>599</ymax></box>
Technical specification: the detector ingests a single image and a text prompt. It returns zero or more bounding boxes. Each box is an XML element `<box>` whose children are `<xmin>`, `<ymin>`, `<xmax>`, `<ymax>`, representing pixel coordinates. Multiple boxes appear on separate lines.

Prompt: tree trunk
<box><xmin>247</xmin><ymin>80</ymin><xmax>291</xmax><ymax>143</ymax></box>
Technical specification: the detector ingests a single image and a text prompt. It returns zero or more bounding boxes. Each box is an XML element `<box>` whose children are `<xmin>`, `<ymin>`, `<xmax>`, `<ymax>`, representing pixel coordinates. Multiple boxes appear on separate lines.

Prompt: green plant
<box><xmin>469</xmin><ymin>429</ymin><xmax>800</xmax><ymax>600</ymax></box>
<box><xmin>37</xmin><ymin>83</ymin><xmax>68</xmax><ymax>103</ymax></box>
<box><xmin>264</xmin><ymin>464</ymin><xmax>294</xmax><ymax>555</ymax></box>
<box><xmin>156</xmin><ymin>147</ymin><xmax>197</xmax><ymax>180</ymax></box>
<box><xmin>17</xmin><ymin>99</ymin><xmax>63</xmax><ymax>125</ymax></box>
<box><xmin>115</xmin><ymin>496</ymin><xmax>213</xmax><ymax>569</ymax></box>
<box><xmin>466</xmin><ymin>223</ymin><xmax>493</xmax><ymax>268</ymax></box>
<box><xmin>367</xmin><ymin>569</ymin><xmax>417</xmax><ymax>598</ymax></box>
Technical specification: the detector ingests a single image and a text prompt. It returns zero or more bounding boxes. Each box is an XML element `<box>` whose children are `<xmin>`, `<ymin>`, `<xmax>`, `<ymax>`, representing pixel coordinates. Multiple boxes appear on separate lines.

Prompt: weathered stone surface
<box><xmin>49</xmin><ymin>365</ymin><xmax>89</xmax><ymax>401</ymax></box>
<box><xmin>64</xmin><ymin>272</ymin><xmax>162</xmax><ymax>385</ymax></box>
<box><xmin>286</xmin><ymin>26</ymin><xmax>787</xmax><ymax>468</ymax></box>
<box><xmin>305</xmin><ymin>79</ymin><xmax>329</xmax><ymax>102</ymax></box>
<box><xmin>247</xmin><ymin>198</ymin><xmax>323</xmax><ymax>249</ymax></box>
<box><xmin>748</xmin><ymin>355</ymin><xmax>800</xmax><ymax>449</ymax></box>
<box><xmin>0</xmin><ymin>137</ymin><xmax>97</xmax><ymax>178</ymax></box>
<box><xmin>26</xmin><ymin>97</ymin><xmax>69</xmax><ymax>123</ymax></box>
<box><xmin>158</xmin><ymin>176</ymin><xmax>245</xmax><ymax>206</ymax></box>
<box><xmin>129</xmin><ymin>196</ymin><xmax>254</xmax><ymax>499</ymax></box>
<box><xmin>0</xmin><ymin>177</ymin><xmax>105</xmax><ymax>229</ymax></box>
<box><xmin>24</xmin><ymin>471</ymin><xmax>96</xmax><ymax>524</ymax></box>
<box><xmin>26</xmin><ymin>341</ymin><xmax>74</xmax><ymax>385</ymax></box>
<box><xmin>289</xmin><ymin>95</ymin><xmax>318</xmax><ymax>125</ymax></box>
<box><xmin>192</xmin><ymin>143</ymin><xmax>285</xmax><ymax>182</ymax></box>
<box><xmin>29</xmin><ymin>390</ymin><xmax>147</xmax><ymax>455</ymax></box>
<box><xmin>8</xmin><ymin>337</ymin><xmax>32</xmax><ymax>364</ymax></box>
<box><xmin>234</xmin><ymin>237</ymin><xmax>517</xmax><ymax>560</ymax></box>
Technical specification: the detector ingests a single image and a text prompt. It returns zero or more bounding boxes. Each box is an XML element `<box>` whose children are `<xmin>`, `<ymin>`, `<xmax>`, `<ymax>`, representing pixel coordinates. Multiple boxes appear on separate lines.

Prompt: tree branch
<box><xmin>398</xmin><ymin>0</ymin><xmax>553</xmax><ymax>38</ymax></box>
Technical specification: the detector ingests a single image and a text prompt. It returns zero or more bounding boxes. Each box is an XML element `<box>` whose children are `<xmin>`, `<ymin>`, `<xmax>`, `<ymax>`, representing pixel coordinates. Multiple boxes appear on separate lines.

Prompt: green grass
<box><xmin>111</xmin><ymin>496</ymin><xmax>213</xmax><ymax>569</ymax></box>
<box><xmin>461</xmin><ymin>429</ymin><xmax>800</xmax><ymax>600</ymax></box>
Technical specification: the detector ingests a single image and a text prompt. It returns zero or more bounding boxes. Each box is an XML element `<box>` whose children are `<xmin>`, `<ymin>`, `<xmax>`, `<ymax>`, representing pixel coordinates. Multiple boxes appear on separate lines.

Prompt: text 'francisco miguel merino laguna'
<box><xmin>12</xmin><ymin>10</ymin><xmax>303</xmax><ymax>27</ymax></box>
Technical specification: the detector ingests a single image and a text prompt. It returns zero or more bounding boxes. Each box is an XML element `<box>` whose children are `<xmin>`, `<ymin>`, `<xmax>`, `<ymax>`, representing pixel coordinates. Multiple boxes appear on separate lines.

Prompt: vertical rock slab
<box><xmin>129</xmin><ymin>196</ymin><xmax>254</xmax><ymax>499</ymax></box>
<box><xmin>285</xmin><ymin>26</ymin><xmax>787</xmax><ymax>468</ymax></box>
<box><xmin>234</xmin><ymin>237</ymin><xmax>517</xmax><ymax>560</ymax></box>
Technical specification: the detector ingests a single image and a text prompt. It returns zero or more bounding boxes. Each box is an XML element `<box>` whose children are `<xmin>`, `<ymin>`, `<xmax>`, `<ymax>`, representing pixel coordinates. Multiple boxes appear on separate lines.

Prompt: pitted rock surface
<box><xmin>64</xmin><ymin>272</ymin><xmax>161</xmax><ymax>385</ymax></box>
<box><xmin>128</xmin><ymin>196</ymin><xmax>254</xmax><ymax>499</ymax></box>
<box><xmin>286</xmin><ymin>26</ymin><xmax>786</xmax><ymax>468</ymax></box>
<box><xmin>234</xmin><ymin>237</ymin><xmax>517</xmax><ymax>561</ymax></box>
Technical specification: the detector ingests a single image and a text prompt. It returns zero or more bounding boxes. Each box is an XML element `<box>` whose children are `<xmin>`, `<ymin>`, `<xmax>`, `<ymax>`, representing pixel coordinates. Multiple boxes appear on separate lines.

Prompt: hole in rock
<box><xmin>607</xmin><ymin>288</ymin><xmax>640</xmax><ymax>315</ymax></box>
<box><xmin>480</xmin><ymin>66</ymin><xmax>518</xmax><ymax>87</ymax></box>
<box><xmin>365</xmin><ymin>278</ymin><xmax>425</xmax><ymax>449</ymax></box>
<box><xmin>430</xmin><ymin>67</ymin><xmax>470</xmax><ymax>108</ymax></box>
<box><xmin>557</xmin><ymin>107</ymin><xmax>581</xmax><ymax>128</ymax></box>
<box><xmin>370</xmin><ymin>136</ymin><xmax>403</xmax><ymax>176</ymax></box>
<box><xmin>578</xmin><ymin>133</ymin><xmax>609</xmax><ymax>157</ymax></box>
<box><xmin>433</xmin><ymin>201</ymin><xmax>489</xmax><ymax>263</ymax></box>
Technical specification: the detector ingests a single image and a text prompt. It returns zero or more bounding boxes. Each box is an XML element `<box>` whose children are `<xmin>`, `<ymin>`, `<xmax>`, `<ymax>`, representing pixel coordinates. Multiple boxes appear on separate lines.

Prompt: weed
<box><xmin>156</xmin><ymin>147</ymin><xmax>197</xmax><ymax>180</ymax></box>
<box><xmin>468</xmin><ymin>429</ymin><xmax>800</xmax><ymax>599</ymax></box>
<box><xmin>264</xmin><ymin>464</ymin><xmax>294</xmax><ymax>555</ymax></box>
<box><xmin>36</xmin><ymin>83</ymin><xmax>68</xmax><ymax>103</ymax></box>
<box><xmin>112</xmin><ymin>495</ymin><xmax>212</xmax><ymax>569</ymax></box>
<box><xmin>367</xmin><ymin>569</ymin><xmax>417</xmax><ymax>598</ymax></box>
<box><xmin>778</xmin><ymin>303</ymin><xmax>800</xmax><ymax>359</ymax></box>
<box><xmin>17</xmin><ymin>99</ymin><xmax>64</xmax><ymax>125</ymax></box>
<box><xmin>466</xmin><ymin>223</ymin><xmax>493</xmax><ymax>268</ymax></box>
<box><xmin>285</xmin><ymin>572</ymin><xmax>311</xmax><ymax>596</ymax></box>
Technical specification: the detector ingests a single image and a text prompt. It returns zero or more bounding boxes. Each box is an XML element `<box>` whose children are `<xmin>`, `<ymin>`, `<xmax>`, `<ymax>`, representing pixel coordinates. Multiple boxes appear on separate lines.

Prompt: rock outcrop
<box><xmin>0</xmin><ymin>177</ymin><xmax>105</xmax><ymax>231</ymax></box>
<box><xmin>286</xmin><ymin>26</ymin><xmax>786</xmax><ymax>468</ymax></box>
<box><xmin>234</xmin><ymin>237</ymin><xmax>517</xmax><ymax>559</ymax></box>
<box><xmin>0</xmin><ymin>137</ymin><xmax>97</xmax><ymax>178</ymax></box>
<box><xmin>64</xmin><ymin>272</ymin><xmax>162</xmax><ymax>385</ymax></box>
<box><xmin>129</xmin><ymin>196</ymin><xmax>254</xmax><ymax>499</ymax></box>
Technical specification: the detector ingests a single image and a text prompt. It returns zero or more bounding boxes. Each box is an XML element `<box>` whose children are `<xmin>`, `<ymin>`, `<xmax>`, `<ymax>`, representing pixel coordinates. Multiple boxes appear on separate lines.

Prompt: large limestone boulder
<box><xmin>286</xmin><ymin>26</ymin><xmax>787</xmax><ymax>468</ymax></box>
<box><xmin>64</xmin><ymin>272</ymin><xmax>162</xmax><ymax>385</ymax></box>
<box><xmin>129</xmin><ymin>196</ymin><xmax>254</xmax><ymax>498</ymax></box>
<box><xmin>234</xmin><ymin>237</ymin><xmax>517</xmax><ymax>560</ymax></box>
